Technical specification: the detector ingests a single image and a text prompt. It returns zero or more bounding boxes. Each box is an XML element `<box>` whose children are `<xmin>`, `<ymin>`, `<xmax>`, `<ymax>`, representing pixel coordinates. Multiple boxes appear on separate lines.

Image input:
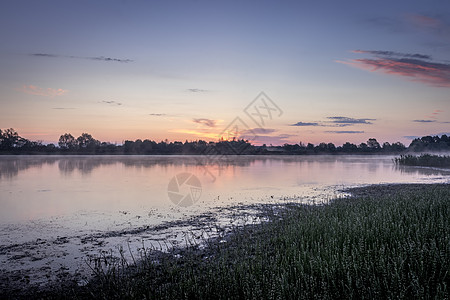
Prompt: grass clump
<box><xmin>80</xmin><ymin>184</ymin><xmax>449</xmax><ymax>300</ymax></box>
<box><xmin>394</xmin><ymin>154</ymin><xmax>450</xmax><ymax>168</ymax></box>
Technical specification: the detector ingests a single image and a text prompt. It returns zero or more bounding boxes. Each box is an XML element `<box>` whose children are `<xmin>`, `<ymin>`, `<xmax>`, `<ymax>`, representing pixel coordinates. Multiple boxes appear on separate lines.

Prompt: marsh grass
<box><xmin>394</xmin><ymin>154</ymin><xmax>450</xmax><ymax>168</ymax></box>
<box><xmin>76</xmin><ymin>184</ymin><xmax>449</xmax><ymax>300</ymax></box>
<box><xmin>4</xmin><ymin>184</ymin><xmax>449</xmax><ymax>299</ymax></box>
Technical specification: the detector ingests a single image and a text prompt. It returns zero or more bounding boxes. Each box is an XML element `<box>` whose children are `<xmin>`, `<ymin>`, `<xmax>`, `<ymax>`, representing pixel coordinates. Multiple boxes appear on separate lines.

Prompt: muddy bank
<box><xmin>0</xmin><ymin>202</ymin><xmax>281</xmax><ymax>299</ymax></box>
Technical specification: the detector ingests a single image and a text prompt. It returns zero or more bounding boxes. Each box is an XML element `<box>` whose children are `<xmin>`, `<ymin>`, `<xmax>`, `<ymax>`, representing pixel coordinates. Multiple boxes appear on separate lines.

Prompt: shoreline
<box><xmin>1</xmin><ymin>152</ymin><xmax>447</xmax><ymax>156</ymax></box>
<box><xmin>2</xmin><ymin>183</ymin><xmax>449</xmax><ymax>299</ymax></box>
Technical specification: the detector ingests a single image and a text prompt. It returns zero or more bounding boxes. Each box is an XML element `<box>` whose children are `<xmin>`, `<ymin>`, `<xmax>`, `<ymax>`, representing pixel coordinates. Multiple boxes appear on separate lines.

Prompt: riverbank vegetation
<box><xmin>394</xmin><ymin>154</ymin><xmax>450</xmax><ymax>168</ymax></box>
<box><xmin>2</xmin><ymin>127</ymin><xmax>450</xmax><ymax>155</ymax></box>
<box><xmin>7</xmin><ymin>184</ymin><xmax>448</xmax><ymax>299</ymax></box>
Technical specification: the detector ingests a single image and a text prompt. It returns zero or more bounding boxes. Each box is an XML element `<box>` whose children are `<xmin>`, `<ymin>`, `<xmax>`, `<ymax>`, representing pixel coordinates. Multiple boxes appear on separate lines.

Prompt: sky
<box><xmin>0</xmin><ymin>0</ymin><xmax>449</xmax><ymax>146</ymax></box>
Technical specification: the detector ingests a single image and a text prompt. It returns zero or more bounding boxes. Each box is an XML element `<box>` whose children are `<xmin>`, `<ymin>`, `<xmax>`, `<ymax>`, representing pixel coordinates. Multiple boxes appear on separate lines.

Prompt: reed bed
<box><xmin>394</xmin><ymin>154</ymin><xmax>450</xmax><ymax>168</ymax></box>
<box><xmin>82</xmin><ymin>184</ymin><xmax>450</xmax><ymax>299</ymax></box>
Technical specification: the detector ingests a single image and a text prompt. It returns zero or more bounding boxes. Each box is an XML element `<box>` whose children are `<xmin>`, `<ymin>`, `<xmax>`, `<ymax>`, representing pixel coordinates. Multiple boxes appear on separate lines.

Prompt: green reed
<box><xmin>79</xmin><ymin>184</ymin><xmax>449</xmax><ymax>299</ymax></box>
<box><xmin>394</xmin><ymin>154</ymin><xmax>450</xmax><ymax>168</ymax></box>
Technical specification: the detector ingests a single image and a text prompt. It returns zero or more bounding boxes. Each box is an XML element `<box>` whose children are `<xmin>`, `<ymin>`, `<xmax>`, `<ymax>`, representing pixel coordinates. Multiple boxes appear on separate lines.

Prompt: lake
<box><xmin>0</xmin><ymin>155</ymin><xmax>449</xmax><ymax>287</ymax></box>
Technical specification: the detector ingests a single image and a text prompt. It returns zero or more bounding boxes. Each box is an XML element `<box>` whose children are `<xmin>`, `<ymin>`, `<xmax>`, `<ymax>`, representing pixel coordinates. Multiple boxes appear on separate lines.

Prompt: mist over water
<box><xmin>1</xmin><ymin>155</ymin><xmax>449</xmax><ymax>224</ymax></box>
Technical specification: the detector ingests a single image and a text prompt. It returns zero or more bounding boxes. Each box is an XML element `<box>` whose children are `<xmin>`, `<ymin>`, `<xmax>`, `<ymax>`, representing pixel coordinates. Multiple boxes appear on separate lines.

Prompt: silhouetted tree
<box><xmin>408</xmin><ymin>135</ymin><xmax>448</xmax><ymax>151</ymax></box>
<box><xmin>47</xmin><ymin>144</ymin><xmax>56</xmax><ymax>150</ymax></box>
<box><xmin>123</xmin><ymin>140</ymin><xmax>135</xmax><ymax>154</ymax></box>
<box><xmin>59</xmin><ymin>133</ymin><xmax>77</xmax><ymax>150</ymax></box>
<box><xmin>391</xmin><ymin>142</ymin><xmax>406</xmax><ymax>152</ymax></box>
<box><xmin>358</xmin><ymin>143</ymin><xmax>369</xmax><ymax>151</ymax></box>
<box><xmin>1</xmin><ymin>127</ymin><xmax>446</xmax><ymax>155</ymax></box>
<box><xmin>318</xmin><ymin>143</ymin><xmax>328</xmax><ymax>151</ymax></box>
<box><xmin>327</xmin><ymin>143</ymin><xmax>336</xmax><ymax>152</ymax></box>
<box><xmin>0</xmin><ymin>128</ymin><xmax>20</xmax><ymax>149</ymax></box>
<box><xmin>342</xmin><ymin>142</ymin><xmax>357</xmax><ymax>152</ymax></box>
<box><xmin>77</xmin><ymin>133</ymin><xmax>100</xmax><ymax>150</ymax></box>
<box><xmin>142</xmin><ymin>139</ymin><xmax>155</xmax><ymax>154</ymax></box>
<box><xmin>367</xmin><ymin>138</ymin><xmax>380</xmax><ymax>150</ymax></box>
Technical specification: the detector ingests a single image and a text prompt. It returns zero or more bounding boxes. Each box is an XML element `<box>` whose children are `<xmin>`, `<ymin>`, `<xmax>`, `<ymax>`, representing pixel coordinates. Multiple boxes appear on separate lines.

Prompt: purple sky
<box><xmin>0</xmin><ymin>0</ymin><xmax>449</xmax><ymax>145</ymax></box>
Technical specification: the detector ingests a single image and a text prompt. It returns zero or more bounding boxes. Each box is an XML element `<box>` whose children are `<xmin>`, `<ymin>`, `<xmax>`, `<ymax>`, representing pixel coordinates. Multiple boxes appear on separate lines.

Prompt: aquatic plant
<box><xmin>394</xmin><ymin>154</ymin><xmax>450</xmax><ymax>168</ymax></box>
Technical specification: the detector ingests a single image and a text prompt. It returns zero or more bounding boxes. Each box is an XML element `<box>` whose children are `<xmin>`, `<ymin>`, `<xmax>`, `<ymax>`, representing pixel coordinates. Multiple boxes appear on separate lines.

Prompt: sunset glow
<box><xmin>0</xmin><ymin>1</ymin><xmax>449</xmax><ymax>146</ymax></box>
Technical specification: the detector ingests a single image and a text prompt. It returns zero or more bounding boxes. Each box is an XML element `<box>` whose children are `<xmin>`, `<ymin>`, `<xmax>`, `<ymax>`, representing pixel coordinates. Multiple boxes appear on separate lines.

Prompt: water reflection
<box><xmin>58</xmin><ymin>157</ymin><xmax>116</xmax><ymax>175</ymax></box>
<box><xmin>395</xmin><ymin>165</ymin><xmax>450</xmax><ymax>176</ymax></box>
<box><xmin>0</xmin><ymin>155</ymin><xmax>280</xmax><ymax>179</ymax></box>
<box><xmin>1</xmin><ymin>155</ymin><xmax>450</xmax><ymax>180</ymax></box>
<box><xmin>0</xmin><ymin>154</ymin><xmax>448</xmax><ymax>290</ymax></box>
<box><xmin>0</xmin><ymin>156</ymin><xmax>58</xmax><ymax>179</ymax></box>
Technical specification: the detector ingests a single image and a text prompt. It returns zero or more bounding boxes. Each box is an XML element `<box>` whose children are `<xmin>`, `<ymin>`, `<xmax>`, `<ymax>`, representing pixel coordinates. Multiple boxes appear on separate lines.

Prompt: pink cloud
<box><xmin>20</xmin><ymin>85</ymin><xmax>68</xmax><ymax>97</ymax></box>
<box><xmin>428</xmin><ymin>109</ymin><xmax>443</xmax><ymax>119</ymax></box>
<box><xmin>405</xmin><ymin>14</ymin><xmax>450</xmax><ymax>39</ymax></box>
<box><xmin>408</xmin><ymin>14</ymin><xmax>442</xmax><ymax>29</ymax></box>
<box><xmin>337</xmin><ymin>56</ymin><xmax>450</xmax><ymax>87</ymax></box>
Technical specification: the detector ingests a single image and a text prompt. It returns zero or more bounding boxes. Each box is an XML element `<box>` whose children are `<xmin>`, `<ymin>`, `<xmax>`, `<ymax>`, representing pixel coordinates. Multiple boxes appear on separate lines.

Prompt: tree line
<box><xmin>1</xmin><ymin>128</ymin><xmax>449</xmax><ymax>155</ymax></box>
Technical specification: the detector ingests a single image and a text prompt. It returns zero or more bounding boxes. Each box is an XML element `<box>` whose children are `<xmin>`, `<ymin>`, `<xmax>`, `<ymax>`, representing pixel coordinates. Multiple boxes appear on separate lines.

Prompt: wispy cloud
<box><xmin>149</xmin><ymin>113</ymin><xmax>166</xmax><ymax>116</ymax></box>
<box><xmin>291</xmin><ymin>122</ymin><xmax>320</xmax><ymax>127</ymax></box>
<box><xmin>251</xmin><ymin>134</ymin><xmax>294</xmax><ymax>146</ymax></box>
<box><xmin>229</xmin><ymin>127</ymin><xmax>293</xmax><ymax>145</ymax></box>
<box><xmin>406</xmin><ymin>13</ymin><xmax>450</xmax><ymax>37</ymax></box>
<box><xmin>413</xmin><ymin>119</ymin><xmax>436</xmax><ymax>123</ymax></box>
<box><xmin>413</xmin><ymin>109</ymin><xmax>445</xmax><ymax>122</ymax></box>
<box><xmin>90</xmin><ymin>57</ymin><xmax>132</xmax><ymax>63</ymax></box>
<box><xmin>366</xmin><ymin>14</ymin><xmax>450</xmax><ymax>47</ymax></box>
<box><xmin>365</xmin><ymin>16</ymin><xmax>405</xmax><ymax>33</ymax></box>
<box><xmin>338</xmin><ymin>50</ymin><xmax>450</xmax><ymax>87</ymax></box>
<box><xmin>291</xmin><ymin>117</ymin><xmax>375</xmax><ymax>127</ymax></box>
<box><xmin>244</xmin><ymin>128</ymin><xmax>277</xmax><ymax>135</ymax></box>
<box><xmin>52</xmin><ymin>107</ymin><xmax>75</xmax><ymax>110</ymax></box>
<box><xmin>327</xmin><ymin>116</ymin><xmax>375</xmax><ymax>125</ymax></box>
<box><xmin>32</xmin><ymin>53</ymin><xmax>59</xmax><ymax>58</ymax></box>
<box><xmin>101</xmin><ymin>100</ymin><xmax>122</xmax><ymax>106</ymax></box>
<box><xmin>193</xmin><ymin>118</ymin><xmax>217</xmax><ymax>128</ymax></box>
<box><xmin>20</xmin><ymin>85</ymin><xmax>68</xmax><ymax>97</ymax></box>
<box><xmin>30</xmin><ymin>53</ymin><xmax>133</xmax><ymax>63</ymax></box>
<box><xmin>325</xmin><ymin>130</ymin><xmax>364</xmax><ymax>134</ymax></box>
<box><xmin>408</xmin><ymin>14</ymin><xmax>442</xmax><ymax>28</ymax></box>
<box><xmin>429</xmin><ymin>109</ymin><xmax>444</xmax><ymax>119</ymax></box>
<box><xmin>187</xmin><ymin>88</ymin><xmax>208</xmax><ymax>93</ymax></box>
<box><xmin>352</xmin><ymin>50</ymin><xmax>431</xmax><ymax>60</ymax></box>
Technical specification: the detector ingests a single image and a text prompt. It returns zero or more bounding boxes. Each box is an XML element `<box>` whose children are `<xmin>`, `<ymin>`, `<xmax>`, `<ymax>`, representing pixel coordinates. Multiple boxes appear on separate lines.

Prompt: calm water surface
<box><xmin>1</xmin><ymin>155</ymin><xmax>449</xmax><ymax>223</ymax></box>
<box><xmin>0</xmin><ymin>155</ymin><xmax>449</xmax><ymax>286</ymax></box>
